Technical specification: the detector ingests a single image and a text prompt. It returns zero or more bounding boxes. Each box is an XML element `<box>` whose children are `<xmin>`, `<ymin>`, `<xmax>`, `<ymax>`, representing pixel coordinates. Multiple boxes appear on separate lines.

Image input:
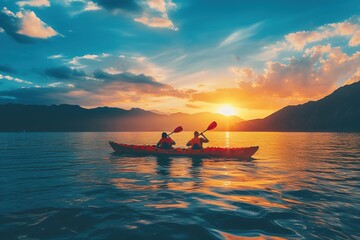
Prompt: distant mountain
<box><xmin>233</xmin><ymin>81</ymin><xmax>360</xmax><ymax>132</ymax></box>
<box><xmin>0</xmin><ymin>104</ymin><xmax>243</xmax><ymax>132</ymax></box>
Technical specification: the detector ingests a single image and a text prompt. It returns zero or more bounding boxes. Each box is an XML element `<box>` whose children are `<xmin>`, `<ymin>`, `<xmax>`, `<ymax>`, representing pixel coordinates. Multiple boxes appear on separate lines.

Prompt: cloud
<box><xmin>44</xmin><ymin>66</ymin><xmax>87</xmax><ymax>79</ymax></box>
<box><xmin>219</xmin><ymin>23</ymin><xmax>261</xmax><ymax>48</ymax></box>
<box><xmin>0</xmin><ymin>8</ymin><xmax>33</xmax><ymax>43</ymax></box>
<box><xmin>134</xmin><ymin>0</ymin><xmax>177</xmax><ymax>30</ymax></box>
<box><xmin>83</xmin><ymin>1</ymin><xmax>101</xmax><ymax>11</ymax></box>
<box><xmin>58</xmin><ymin>0</ymin><xmax>101</xmax><ymax>14</ymax></box>
<box><xmin>134</xmin><ymin>15</ymin><xmax>176</xmax><ymax>30</ymax></box>
<box><xmin>93</xmin><ymin>70</ymin><xmax>166</xmax><ymax>87</ymax></box>
<box><xmin>72</xmin><ymin>53</ymin><xmax>170</xmax><ymax>82</ymax></box>
<box><xmin>0</xmin><ymin>64</ymin><xmax>17</xmax><ymax>74</ymax></box>
<box><xmin>68</xmin><ymin>54</ymin><xmax>106</xmax><ymax>66</ymax></box>
<box><xmin>17</xmin><ymin>0</ymin><xmax>50</xmax><ymax>7</ymax></box>
<box><xmin>147</xmin><ymin>0</ymin><xmax>176</xmax><ymax>13</ymax></box>
<box><xmin>47</xmin><ymin>54</ymin><xmax>64</xmax><ymax>59</ymax></box>
<box><xmin>17</xmin><ymin>10</ymin><xmax>58</xmax><ymax>38</ymax></box>
<box><xmin>252</xmin><ymin>17</ymin><xmax>360</xmax><ymax>64</ymax></box>
<box><xmin>40</xmin><ymin>63</ymin><xmax>188</xmax><ymax>99</ymax></box>
<box><xmin>0</xmin><ymin>8</ymin><xmax>58</xmax><ymax>42</ymax></box>
<box><xmin>92</xmin><ymin>0</ymin><xmax>142</xmax><ymax>13</ymax></box>
<box><xmin>191</xmin><ymin>45</ymin><xmax>360</xmax><ymax>110</ymax></box>
<box><xmin>77</xmin><ymin>0</ymin><xmax>177</xmax><ymax>30</ymax></box>
<box><xmin>0</xmin><ymin>73</ymin><xmax>33</xmax><ymax>85</ymax></box>
<box><xmin>147</xmin><ymin>0</ymin><xmax>167</xmax><ymax>12</ymax></box>
<box><xmin>285</xmin><ymin>17</ymin><xmax>360</xmax><ymax>51</ymax></box>
<box><xmin>1</xmin><ymin>67</ymin><xmax>190</xmax><ymax>106</ymax></box>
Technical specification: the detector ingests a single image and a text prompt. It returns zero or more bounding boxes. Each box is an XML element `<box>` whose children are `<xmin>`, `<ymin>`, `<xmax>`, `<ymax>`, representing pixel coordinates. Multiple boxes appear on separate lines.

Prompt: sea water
<box><xmin>0</xmin><ymin>132</ymin><xmax>359</xmax><ymax>239</ymax></box>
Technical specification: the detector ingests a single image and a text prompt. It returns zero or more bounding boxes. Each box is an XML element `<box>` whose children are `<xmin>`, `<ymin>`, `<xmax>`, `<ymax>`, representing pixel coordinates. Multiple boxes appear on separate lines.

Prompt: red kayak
<box><xmin>109</xmin><ymin>141</ymin><xmax>259</xmax><ymax>158</ymax></box>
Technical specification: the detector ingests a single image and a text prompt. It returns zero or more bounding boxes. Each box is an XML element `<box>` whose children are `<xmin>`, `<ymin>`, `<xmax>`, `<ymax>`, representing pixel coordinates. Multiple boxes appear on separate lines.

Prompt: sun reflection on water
<box><xmin>103</xmin><ymin>132</ymin><xmax>360</xmax><ymax>239</ymax></box>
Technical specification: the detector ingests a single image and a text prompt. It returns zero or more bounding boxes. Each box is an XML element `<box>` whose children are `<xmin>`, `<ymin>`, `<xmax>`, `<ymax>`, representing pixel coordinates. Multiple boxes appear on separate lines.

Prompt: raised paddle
<box><xmin>201</xmin><ymin>121</ymin><xmax>217</xmax><ymax>134</ymax></box>
<box><xmin>167</xmin><ymin>126</ymin><xmax>183</xmax><ymax>136</ymax></box>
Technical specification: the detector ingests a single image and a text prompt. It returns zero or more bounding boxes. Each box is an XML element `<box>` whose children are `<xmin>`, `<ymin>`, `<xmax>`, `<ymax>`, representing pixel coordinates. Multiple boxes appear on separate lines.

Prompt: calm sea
<box><xmin>0</xmin><ymin>132</ymin><xmax>359</xmax><ymax>239</ymax></box>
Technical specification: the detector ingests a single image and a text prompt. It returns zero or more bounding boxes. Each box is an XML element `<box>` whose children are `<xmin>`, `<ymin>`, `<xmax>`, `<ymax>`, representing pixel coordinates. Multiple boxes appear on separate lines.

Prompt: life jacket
<box><xmin>189</xmin><ymin>137</ymin><xmax>202</xmax><ymax>149</ymax></box>
<box><xmin>158</xmin><ymin>138</ymin><xmax>173</xmax><ymax>149</ymax></box>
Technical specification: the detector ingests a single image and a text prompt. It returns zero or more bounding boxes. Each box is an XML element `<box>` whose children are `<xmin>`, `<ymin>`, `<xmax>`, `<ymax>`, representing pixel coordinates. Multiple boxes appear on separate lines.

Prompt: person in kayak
<box><xmin>157</xmin><ymin>132</ymin><xmax>176</xmax><ymax>149</ymax></box>
<box><xmin>187</xmin><ymin>131</ymin><xmax>209</xmax><ymax>149</ymax></box>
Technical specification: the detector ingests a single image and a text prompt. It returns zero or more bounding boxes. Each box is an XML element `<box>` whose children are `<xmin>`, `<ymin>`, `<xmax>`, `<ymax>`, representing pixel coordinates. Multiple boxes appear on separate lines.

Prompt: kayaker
<box><xmin>157</xmin><ymin>132</ymin><xmax>176</xmax><ymax>149</ymax></box>
<box><xmin>187</xmin><ymin>131</ymin><xmax>209</xmax><ymax>149</ymax></box>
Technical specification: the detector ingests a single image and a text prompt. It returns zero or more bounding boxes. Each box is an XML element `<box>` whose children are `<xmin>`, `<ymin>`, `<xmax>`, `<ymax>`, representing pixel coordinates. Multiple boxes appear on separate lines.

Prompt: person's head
<box><xmin>194</xmin><ymin>131</ymin><xmax>199</xmax><ymax>137</ymax></box>
<box><xmin>162</xmin><ymin>132</ymin><xmax>167</xmax><ymax>138</ymax></box>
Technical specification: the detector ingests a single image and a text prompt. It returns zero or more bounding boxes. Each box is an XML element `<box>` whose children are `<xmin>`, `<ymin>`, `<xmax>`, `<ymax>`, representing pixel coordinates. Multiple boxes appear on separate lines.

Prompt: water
<box><xmin>0</xmin><ymin>132</ymin><xmax>359</xmax><ymax>239</ymax></box>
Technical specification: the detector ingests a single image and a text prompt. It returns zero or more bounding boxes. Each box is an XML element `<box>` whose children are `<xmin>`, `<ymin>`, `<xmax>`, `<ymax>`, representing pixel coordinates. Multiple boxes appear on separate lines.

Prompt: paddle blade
<box><xmin>207</xmin><ymin>121</ymin><xmax>217</xmax><ymax>131</ymax></box>
<box><xmin>173</xmin><ymin>126</ymin><xmax>183</xmax><ymax>133</ymax></box>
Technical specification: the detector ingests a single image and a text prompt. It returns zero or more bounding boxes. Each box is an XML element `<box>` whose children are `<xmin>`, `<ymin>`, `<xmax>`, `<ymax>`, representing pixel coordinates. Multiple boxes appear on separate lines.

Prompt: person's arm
<box><xmin>169</xmin><ymin>137</ymin><xmax>175</xmax><ymax>145</ymax></box>
<box><xmin>156</xmin><ymin>139</ymin><xmax>162</xmax><ymax>148</ymax></box>
<box><xmin>201</xmin><ymin>133</ymin><xmax>209</xmax><ymax>143</ymax></box>
<box><xmin>186</xmin><ymin>139</ymin><xmax>192</xmax><ymax>146</ymax></box>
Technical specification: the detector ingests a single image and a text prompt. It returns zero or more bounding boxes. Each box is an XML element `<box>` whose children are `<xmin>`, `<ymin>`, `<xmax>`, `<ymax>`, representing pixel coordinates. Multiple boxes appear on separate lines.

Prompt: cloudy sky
<box><xmin>0</xmin><ymin>0</ymin><xmax>359</xmax><ymax>119</ymax></box>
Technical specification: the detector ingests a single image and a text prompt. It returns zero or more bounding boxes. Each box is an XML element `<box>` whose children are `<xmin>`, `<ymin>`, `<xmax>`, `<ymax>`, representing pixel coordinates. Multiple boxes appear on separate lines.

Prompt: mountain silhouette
<box><xmin>233</xmin><ymin>81</ymin><xmax>360</xmax><ymax>132</ymax></box>
<box><xmin>0</xmin><ymin>104</ymin><xmax>242</xmax><ymax>132</ymax></box>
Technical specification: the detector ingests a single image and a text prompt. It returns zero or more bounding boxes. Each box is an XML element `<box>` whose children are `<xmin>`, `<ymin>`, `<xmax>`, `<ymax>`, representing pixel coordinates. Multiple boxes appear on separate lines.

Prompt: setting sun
<box><xmin>217</xmin><ymin>105</ymin><xmax>237</xmax><ymax>116</ymax></box>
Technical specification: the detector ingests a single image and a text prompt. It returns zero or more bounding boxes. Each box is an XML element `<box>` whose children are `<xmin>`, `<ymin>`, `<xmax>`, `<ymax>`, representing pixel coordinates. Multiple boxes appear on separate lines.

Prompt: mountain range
<box><xmin>234</xmin><ymin>81</ymin><xmax>360</xmax><ymax>132</ymax></box>
<box><xmin>0</xmin><ymin>104</ymin><xmax>242</xmax><ymax>132</ymax></box>
<box><xmin>0</xmin><ymin>81</ymin><xmax>359</xmax><ymax>132</ymax></box>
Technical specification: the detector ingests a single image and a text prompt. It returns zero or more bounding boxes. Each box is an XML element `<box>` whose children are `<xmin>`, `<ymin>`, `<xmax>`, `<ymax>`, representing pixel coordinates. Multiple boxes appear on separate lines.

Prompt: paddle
<box><xmin>201</xmin><ymin>121</ymin><xmax>217</xmax><ymax>134</ymax></box>
<box><xmin>167</xmin><ymin>126</ymin><xmax>183</xmax><ymax>136</ymax></box>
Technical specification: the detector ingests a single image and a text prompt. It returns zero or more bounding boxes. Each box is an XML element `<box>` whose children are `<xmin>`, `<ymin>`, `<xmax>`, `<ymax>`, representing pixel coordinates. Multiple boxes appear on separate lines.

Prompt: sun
<box><xmin>217</xmin><ymin>105</ymin><xmax>237</xmax><ymax>116</ymax></box>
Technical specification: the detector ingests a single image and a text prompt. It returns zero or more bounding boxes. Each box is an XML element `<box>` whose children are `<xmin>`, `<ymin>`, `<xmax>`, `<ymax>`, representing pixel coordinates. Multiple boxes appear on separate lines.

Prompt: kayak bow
<box><xmin>109</xmin><ymin>141</ymin><xmax>259</xmax><ymax>158</ymax></box>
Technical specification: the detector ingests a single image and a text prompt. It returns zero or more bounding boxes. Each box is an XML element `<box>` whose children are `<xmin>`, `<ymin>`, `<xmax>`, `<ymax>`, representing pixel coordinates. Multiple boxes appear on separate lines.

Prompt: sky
<box><xmin>0</xmin><ymin>0</ymin><xmax>359</xmax><ymax>119</ymax></box>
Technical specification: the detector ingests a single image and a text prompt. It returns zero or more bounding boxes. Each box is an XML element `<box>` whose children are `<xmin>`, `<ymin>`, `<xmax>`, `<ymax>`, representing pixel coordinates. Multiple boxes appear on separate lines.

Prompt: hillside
<box><xmin>233</xmin><ymin>81</ymin><xmax>360</xmax><ymax>132</ymax></box>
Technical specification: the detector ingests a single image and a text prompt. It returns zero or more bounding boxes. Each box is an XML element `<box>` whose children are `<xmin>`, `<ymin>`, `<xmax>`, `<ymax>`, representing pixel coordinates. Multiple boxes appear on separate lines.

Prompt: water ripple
<box><xmin>0</xmin><ymin>132</ymin><xmax>359</xmax><ymax>239</ymax></box>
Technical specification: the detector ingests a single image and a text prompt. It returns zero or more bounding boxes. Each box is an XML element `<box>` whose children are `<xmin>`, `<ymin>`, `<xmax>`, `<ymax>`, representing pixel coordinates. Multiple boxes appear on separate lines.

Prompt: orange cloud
<box><xmin>147</xmin><ymin>0</ymin><xmax>167</xmax><ymax>12</ymax></box>
<box><xmin>134</xmin><ymin>0</ymin><xmax>177</xmax><ymax>30</ymax></box>
<box><xmin>16</xmin><ymin>10</ymin><xmax>58</xmax><ymax>38</ymax></box>
<box><xmin>285</xmin><ymin>18</ymin><xmax>360</xmax><ymax>50</ymax></box>
<box><xmin>191</xmin><ymin>45</ymin><xmax>360</xmax><ymax>110</ymax></box>
<box><xmin>134</xmin><ymin>15</ymin><xmax>176</xmax><ymax>30</ymax></box>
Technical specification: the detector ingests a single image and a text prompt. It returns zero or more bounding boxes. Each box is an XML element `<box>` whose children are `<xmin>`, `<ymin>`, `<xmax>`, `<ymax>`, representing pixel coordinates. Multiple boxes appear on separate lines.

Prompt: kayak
<box><xmin>109</xmin><ymin>141</ymin><xmax>259</xmax><ymax>158</ymax></box>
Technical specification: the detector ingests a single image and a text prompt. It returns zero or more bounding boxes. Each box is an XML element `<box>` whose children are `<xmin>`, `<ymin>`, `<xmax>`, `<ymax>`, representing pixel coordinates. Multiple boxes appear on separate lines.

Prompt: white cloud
<box><xmin>48</xmin><ymin>54</ymin><xmax>64</xmax><ymax>59</ymax></box>
<box><xmin>219</xmin><ymin>23</ymin><xmax>261</xmax><ymax>48</ymax></box>
<box><xmin>0</xmin><ymin>74</ymin><xmax>33</xmax><ymax>85</ymax></box>
<box><xmin>68</xmin><ymin>53</ymin><xmax>110</xmax><ymax>66</ymax></box>
<box><xmin>17</xmin><ymin>0</ymin><xmax>50</xmax><ymax>7</ymax></box>
<box><xmin>84</xmin><ymin>1</ymin><xmax>101</xmax><ymax>11</ymax></box>
<box><xmin>2</xmin><ymin>7</ymin><xmax>16</xmax><ymax>17</ymax></box>
<box><xmin>0</xmin><ymin>27</ymin><xmax>4</xmax><ymax>33</ymax></box>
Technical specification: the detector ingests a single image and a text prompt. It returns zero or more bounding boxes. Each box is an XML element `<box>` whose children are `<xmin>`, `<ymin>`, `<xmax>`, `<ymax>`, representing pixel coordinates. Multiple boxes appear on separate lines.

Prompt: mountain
<box><xmin>0</xmin><ymin>104</ymin><xmax>243</xmax><ymax>132</ymax></box>
<box><xmin>233</xmin><ymin>81</ymin><xmax>360</xmax><ymax>132</ymax></box>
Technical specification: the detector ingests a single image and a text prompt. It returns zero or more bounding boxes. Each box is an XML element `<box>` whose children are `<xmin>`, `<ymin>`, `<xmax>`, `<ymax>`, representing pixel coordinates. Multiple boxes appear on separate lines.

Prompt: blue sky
<box><xmin>0</xmin><ymin>0</ymin><xmax>359</xmax><ymax>118</ymax></box>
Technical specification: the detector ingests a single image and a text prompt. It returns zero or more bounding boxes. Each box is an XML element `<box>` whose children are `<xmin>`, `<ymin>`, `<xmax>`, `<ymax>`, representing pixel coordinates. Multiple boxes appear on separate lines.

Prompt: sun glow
<box><xmin>217</xmin><ymin>105</ymin><xmax>237</xmax><ymax>116</ymax></box>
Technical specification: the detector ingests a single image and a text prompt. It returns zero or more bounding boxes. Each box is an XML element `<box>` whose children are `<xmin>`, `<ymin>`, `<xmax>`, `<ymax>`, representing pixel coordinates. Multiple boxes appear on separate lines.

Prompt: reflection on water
<box><xmin>0</xmin><ymin>132</ymin><xmax>359</xmax><ymax>239</ymax></box>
